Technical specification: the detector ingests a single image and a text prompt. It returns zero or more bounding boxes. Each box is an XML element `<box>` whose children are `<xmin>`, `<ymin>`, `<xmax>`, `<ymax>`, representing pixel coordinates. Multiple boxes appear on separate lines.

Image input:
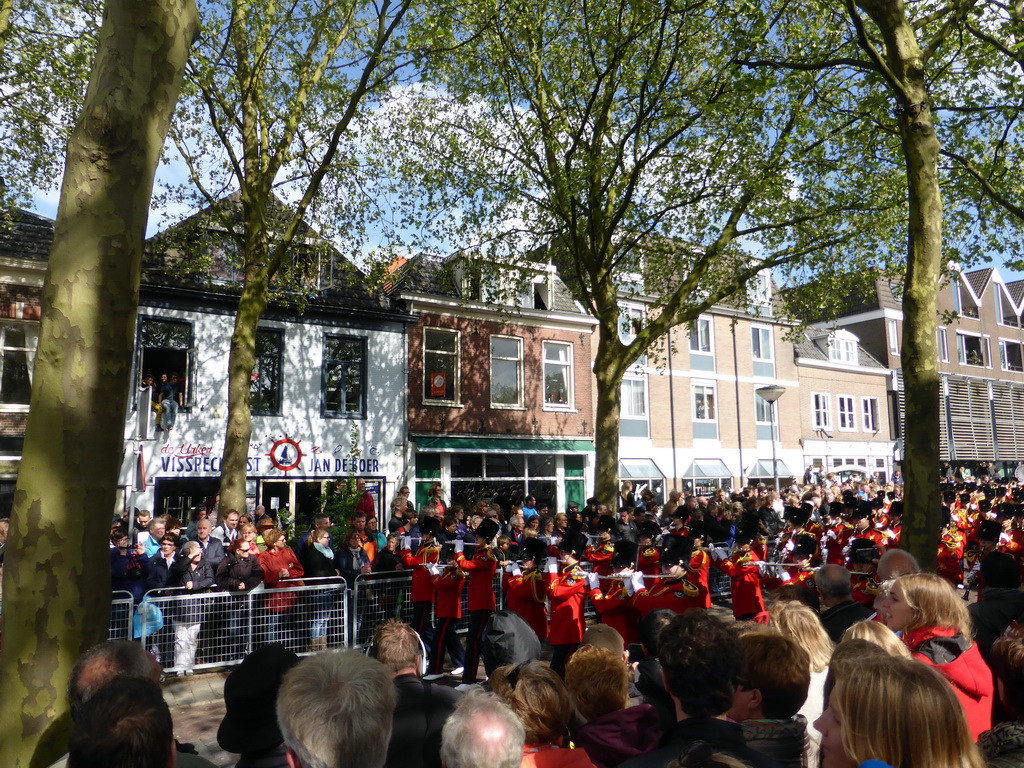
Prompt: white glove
<box><xmin>511</xmin><ymin>564</ymin><xmax>522</xmax><ymax>577</ymax></box>
<box><xmin>586</xmin><ymin>572</ymin><xmax>601</xmax><ymax>590</ymax></box>
<box><xmin>454</xmin><ymin>540</ymin><xmax>465</xmax><ymax>554</ymax></box>
<box><xmin>712</xmin><ymin>547</ymin><xmax>729</xmax><ymax>562</ymax></box>
<box><xmin>546</xmin><ymin>560</ymin><xmax>558</xmax><ymax>575</ymax></box>
<box><xmin>505</xmin><ymin>562</ymin><xmax>516</xmax><ymax>573</ymax></box>
<box><xmin>780</xmin><ymin>570</ymin><xmax>792</xmax><ymax>583</ymax></box>
<box><xmin>629</xmin><ymin>571</ymin><xmax>646</xmax><ymax>596</ymax></box>
<box><xmin>824</xmin><ymin>529</ymin><xmax>838</xmax><ymax>542</ymax></box>
<box><xmin>757</xmin><ymin>561</ymin><xmax>768</xmax><ymax>576</ymax></box>
<box><xmin>425</xmin><ymin>564</ymin><xmax>440</xmax><ymax>576</ymax></box>
<box><xmin>401</xmin><ymin>536</ymin><xmax>411</xmax><ymax>551</ymax></box>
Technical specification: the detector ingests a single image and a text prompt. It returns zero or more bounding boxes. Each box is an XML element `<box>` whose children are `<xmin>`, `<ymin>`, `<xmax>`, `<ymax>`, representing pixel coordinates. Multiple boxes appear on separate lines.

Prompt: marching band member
<box><xmin>630</xmin><ymin>535</ymin><xmax>703</xmax><ymax>618</ymax></box>
<box><xmin>504</xmin><ymin>536</ymin><xmax>550</xmax><ymax>641</ymax></box>
<box><xmin>548</xmin><ymin>528</ymin><xmax>590</xmax><ymax>676</ymax></box>
<box><xmin>636</xmin><ymin>521</ymin><xmax>662</xmax><ymax>576</ymax></box>
<box><xmin>454</xmin><ymin>517</ymin><xmax>500</xmax><ymax>687</ymax></box>
<box><xmin>399</xmin><ymin>515</ymin><xmax>442</xmax><ymax>655</ymax></box>
<box><xmin>427</xmin><ymin>542</ymin><xmax>466</xmax><ymax>678</ymax></box>
<box><xmin>585</xmin><ymin>515</ymin><xmax>616</xmax><ymax>584</ymax></box>
<box><xmin>712</xmin><ymin>521</ymin><xmax>765</xmax><ymax>621</ymax></box>
<box><xmin>848</xmin><ymin>538</ymin><xmax>883</xmax><ymax>607</ymax></box>
<box><xmin>588</xmin><ymin>540</ymin><xmax>641</xmax><ymax>646</ymax></box>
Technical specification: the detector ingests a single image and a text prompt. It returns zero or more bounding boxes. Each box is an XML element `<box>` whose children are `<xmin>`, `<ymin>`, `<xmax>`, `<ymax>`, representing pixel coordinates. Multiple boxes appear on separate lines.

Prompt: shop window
<box><xmin>250</xmin><ymin>329</ymin><xmax>283</xmax><ymax>415</ymax></box>
<box><xmin>423</xmin><ymin>327</ymin><xmax>459</xmax><ymax>403</ymax></box>
<box><xmin>0</xmin><ymin>322</ymin><xmax>38</xmax><ymax>405</ymax></box>
<box><xmin>322</xmin><ymin>335</ymin><xmax>365</xmax><ymax>418</ymax></box>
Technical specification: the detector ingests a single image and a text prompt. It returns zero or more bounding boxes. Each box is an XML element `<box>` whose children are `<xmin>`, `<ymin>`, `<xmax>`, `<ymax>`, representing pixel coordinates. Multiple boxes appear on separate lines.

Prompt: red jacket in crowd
<box><xmin>548</xmin><ymin>565</ymin><xmax>588</xmax><ymax>645</ymax></box>
<box><xmin>456</xmin><ymin>546</ymin><xmax>498</xmax><ymax>611</ymax></box>
<box><xmin>399</xmin><ymin>542</ymin><xmax>440</xmax><ymax>603</ymax></box>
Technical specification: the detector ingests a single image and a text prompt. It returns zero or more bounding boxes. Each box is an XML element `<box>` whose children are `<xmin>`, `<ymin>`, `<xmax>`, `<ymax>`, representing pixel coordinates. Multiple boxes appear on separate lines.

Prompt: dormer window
<box><xmin>955</xmin><ymin>280</ymin><xmax>979</xmax><ymax>318</ymax></box>
<box><xmin>828</xmin><ymin>337</ymin><xmax>857</xmax><ymax>364</ymax></box>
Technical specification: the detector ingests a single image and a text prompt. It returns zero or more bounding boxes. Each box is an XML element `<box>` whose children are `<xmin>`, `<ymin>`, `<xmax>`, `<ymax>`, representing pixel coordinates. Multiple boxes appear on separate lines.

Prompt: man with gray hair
<box><xmin>277</xmin><ymin>650</ymin><xmax>395</xmax><ymax>768</ymax></box>
<box><xmin>817</xmin><ymin>563</ymin><xmax>873</xmax><ymax>643</ymax></box>
<box><xmin>440</xmin><ymin>689</ymin><xmax>524</xmax><ymax>768</ymax></box>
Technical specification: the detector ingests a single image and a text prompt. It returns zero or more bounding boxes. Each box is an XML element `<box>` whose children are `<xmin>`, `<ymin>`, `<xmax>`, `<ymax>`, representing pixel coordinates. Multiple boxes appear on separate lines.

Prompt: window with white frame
<box><xmin>862</xmin><ymin>397</ymin><xmax>879</xmax><ymax>432</ymax></box>
<box><xmin>689</xmin><ymin>317</ymin><xmax>712</xmax><ymax>354</ymax></box>
<box><xmin>812</xmin><ymin>393</ymin><xmax>831</xmax><ymax>430</ymax></box>
<box><xmin>1000</xmin><ymin>340</ymin><xmax>1024</xmax><ymax>372</ymax></box>
<box><xmin>956</xmin><ymin>333</ymin><xmax>987</xmax><ymax>367</ymax></box>
<box><xmin>751</xmin><ymin>325</ymin><xmax>775</xmax><ymax>377</ymax></box>
<box><xmin>754</xmin><ymin>392</ymin><xmax>777</xmax><ymax>441</ymax></box>
<box><xmin>828</xmin><ymin>337</ymin><xmax>857</xmax><ymax>364</ymax></box>
<box><xmin>423</xmin><ymin>327</ymin><xmax>460</xmax><ymax>403</ymax></box>
<box><xmin>0</xmin><ymin>322</ymin><xmax>38</xmax><ymax>405</ymax></box>
<box><xmin>620</xmin><ymin>377</ymin><xmax>649</xmax><ymax>438</ymax></box>
<box><xmin>322</xmin><ymin>335</ymin><xmax>366</xmax><ymax>418</ymax></box>
<box><xmin>543</xmin><ymin>341</ymin><xmax>573</xmax><ymax>408</ymax></box>
<box><xmin>937</xmin><ymin>328</ymin><xmax>948</xmax><ymax>362</ymax></box>
<box><xmin>619</xmin><ymin>305</ymin><xmax>647</xmax><ymax>367</ymax></box>
<box><xmin>693</xmin><ymin>384</ymin><xmax>717</xmax><ymax>421</ymax></box>
<box><xmin>837</xmin><ymin>396</ymin><xmax>856</xmax><ymax>430</ymax></box>
<box><xmin>490</xmin><ymin>335</ymin><xmax>523</xmax><ymax>407</ymax></box>
<box><xmin>888</xmin><ymin>319</ymin><xmax>899</xmax><ymax>356</ymax></box>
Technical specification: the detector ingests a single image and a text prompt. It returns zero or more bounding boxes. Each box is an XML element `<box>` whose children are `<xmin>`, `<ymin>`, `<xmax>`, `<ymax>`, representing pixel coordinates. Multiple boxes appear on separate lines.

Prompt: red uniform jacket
<box><xmin>433</xmin><ymin>566</ymin><xmax>466</xmax><ymax>619</ymax></box>
<box><xmin>686</xmin><ymin>550</ymin><xmax>712</xmax><ymax>608</ymax></box>
<box><xmin>936</xmin><ymin>531</ymin><xmax>965</xmax><ymax>585</ymax></box>
<box><xmin>400</xmin><ymin>543</ymin><xmax>440</xmax><ymax>603</ymax></box>
<box><xmin>630</xmin><ymin>576</ymin><xmax>702</xmax><ymax>618</ymax></box>
<box><xmin>590</xmin><ymin>580</ymin><xmax>640</xmax><ymax>646</ymax></box>
<box><xmin>585</xmin><ymin>541</ymin><xmax>615</xmax><ymax>576</ymax></box>
<box><xmin>714</xmin><ymin>550</ymin><xmax>764</xmax><ymax>618</ymax></box>
<box><xmin>548</xmin><ymin>565</ymin><xmax>588</xmax><ymax>645</ymax></box>
<box><xmin>637</xmin><ymin>546</ymin><xmax>661</xmax><ymax>576</ymax></box>
<box><xmin>456</xmin><ymin>546</ymin><xmax>498</xmax><ymax>611</ymax></box>
<box><xmin>850</xmin><ymin>571</ymin><xmax>880</xmax><ymax>607</ymax></box>
<box><xmin>823</xmin><ymin>523</ymin><xmax>854</xmax><ymax>565</ymax></box>
<box><xmin>505</xmin><ymin>569</ymin><xmax>549</xmax><ymax>640</ymax></box>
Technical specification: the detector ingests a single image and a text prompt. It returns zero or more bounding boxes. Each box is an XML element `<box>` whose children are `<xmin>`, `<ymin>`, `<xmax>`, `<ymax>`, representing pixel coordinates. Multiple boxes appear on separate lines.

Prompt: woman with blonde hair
<box><xmin>880</xmin><ymin>572</ymin><xmax>994</xmax><ymax>738</ymax></box>
<box><xmin>768</xmin><ymin>600</ymin><xmax>831</xmax><ymax>740</ymax></box>
<box><xmin>840</xmin><ymin>619</ymin><xmax>910</xmax><ymax>658</ymax></box>
<box><xmin>491</xmin><ymin>661</ymin><xmax>596</xmax><ymax>768</ymax></box>
<box><xmin>814</xmin><ymin>655</ymin><xmax>984</xmax><ymax>768</ymax></box>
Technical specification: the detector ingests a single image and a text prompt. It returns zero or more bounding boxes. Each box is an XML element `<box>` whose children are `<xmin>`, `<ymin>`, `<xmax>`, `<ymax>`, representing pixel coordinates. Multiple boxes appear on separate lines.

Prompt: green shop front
<box><xmin>411</xmin><ymin>436</ymin><xmax>593</xmax><ymax>515</ymax></box>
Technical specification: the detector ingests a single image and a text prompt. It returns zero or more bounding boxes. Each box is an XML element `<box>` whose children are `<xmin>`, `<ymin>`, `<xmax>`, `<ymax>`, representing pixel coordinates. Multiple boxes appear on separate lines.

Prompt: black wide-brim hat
<box><xmin>217</xmin><ymin>643</ymin><xmax>299</xmax><ymax>754</ymax></box>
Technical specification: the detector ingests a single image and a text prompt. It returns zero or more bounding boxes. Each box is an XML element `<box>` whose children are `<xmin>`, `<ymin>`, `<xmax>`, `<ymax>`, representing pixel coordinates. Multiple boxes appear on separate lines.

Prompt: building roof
<box><xmin>143</xmin><ymin>195</ymin><xmax>398</xmax><ymax>316</ymax></box>
<box><xmin>794</xmin><ymin>328</ymin><xmax>888</xmax><ymax>370</ymax></box>
<box><xmin>389</xmin><ymin>253</ymin><xmax>584</xmax><ymax>315</ymax></box>
<box><xmin>0</xmin><ymin>209</ymin><xmax>55</xmax><ymax>261</ymax></box>
<box><xmin>1006</xmin><ymin>279</ymin><xmax>1024</xmax><ymax>307</ymax></box>
<box><xmin>963</xmin><ymin>268</ymin><xmax>993</xmax><ymax>301</ymax></box>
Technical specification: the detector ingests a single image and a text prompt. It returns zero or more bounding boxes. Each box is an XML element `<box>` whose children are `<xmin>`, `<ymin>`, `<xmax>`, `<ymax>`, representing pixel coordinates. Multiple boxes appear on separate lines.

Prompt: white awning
<box><xmin>682</xmin><ymin>458</ymin><xmax>733</xmax><ymax>479</ymax></box>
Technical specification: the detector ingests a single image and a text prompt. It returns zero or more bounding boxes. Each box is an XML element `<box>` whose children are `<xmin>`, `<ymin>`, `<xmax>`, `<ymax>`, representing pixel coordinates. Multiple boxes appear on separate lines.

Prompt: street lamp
<box><xmin>757</xmin><ymin>385</ymin><xmax>786</xmax><ymax>492</ymax></box>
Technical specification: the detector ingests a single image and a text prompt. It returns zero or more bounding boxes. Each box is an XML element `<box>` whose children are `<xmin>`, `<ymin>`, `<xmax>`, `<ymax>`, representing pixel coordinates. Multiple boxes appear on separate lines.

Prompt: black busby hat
<box><xmin>568</xmin><ymin>517</ymin><xmax>585</xmax><ymax>532</ymax></box>
<box><xmin>558</xmin><ymin>529</ymin><xmax>588</xmax><ymax>559</ymax></box>
<box><xmin>979</xmin><ymin>499</ymin><xmax>992</xmax><ymax>513</ymax></box>
<box><xmin>639</xmin><ymin>520</ymin><xmax>662</xmax><ymax>540</ymax></box>
<box><xmin>848</xmin><ymin>501</ymin><xmax>872</xmax><ymax>519</ymax></box>
<box><xmin>888</xmin><ymin>500</ymin><xmax>904</xmax><ymax>517</ymax></box>
<box><xmin>849</xmin><ymin>538</ymin><xmax>881</xmax><ymax>564</ymax></box>
<box><xmin>612</xmin><ymin>540</ymin><xmax>639</xmax><ymax>568</ymax></box>
<box><xmin>793</xmin><ymin>534</ymin><xmax>817</xmax><ymax>560</ymax></box>
<box><xmin>522</xmin><ymin>536</ymin><xmax>548</xmax><ymax>563</ymax></box>
<box><xmin>596</xmin><ymin>514</ymin><xmax>617</xmax><ymax>533</ymax></box>
<box><xmin>784</xmin><ymin>505</ymin><xmax>809</xmax><ymax>527</ymax></box>
<box><xmin>686</xmin><ymin>519</ymin><xmax>709</xmax><ymax>542</ymax></box>
<box><xmin>661</xmin><ymin>533</ymin><xmax>694</xmax><ymax>565</ymax></box>
<box><xmin>420</xmin><ymin>516</ymin><xmax>442</xmax><ymax>537</ymax></box>
<box><xmin>734</xmin><ymin>518</ymin><xmax>760</xmax><ymax>545</ymax></box>
<box><xmin>476</xmin><ymin>518</ymin><xmax>501</xmax><ymax>543</ymax></box>
<box><xmin>979</xmin><ymin>519</ymin><xmax>1003</xmax><ymax>543</ymax></box>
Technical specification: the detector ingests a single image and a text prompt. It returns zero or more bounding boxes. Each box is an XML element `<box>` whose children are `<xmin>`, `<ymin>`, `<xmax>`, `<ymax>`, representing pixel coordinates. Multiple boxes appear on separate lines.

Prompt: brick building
<box><xmin>389</xmin><ymin>255</ymin><xmax>597</xmax><ymax>512</ymax></box>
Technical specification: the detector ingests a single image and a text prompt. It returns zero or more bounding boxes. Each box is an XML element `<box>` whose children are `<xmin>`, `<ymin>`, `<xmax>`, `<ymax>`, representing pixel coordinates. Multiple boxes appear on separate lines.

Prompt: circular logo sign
<box><xmin>266</xmin><ymin>436</ymin><xmax>304</xmax><ymax>472</ymax></box>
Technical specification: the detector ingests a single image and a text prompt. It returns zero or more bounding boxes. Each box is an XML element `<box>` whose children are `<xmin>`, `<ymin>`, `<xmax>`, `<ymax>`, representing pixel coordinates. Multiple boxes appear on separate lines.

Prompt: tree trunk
<box><xmin>0</xmin><ymin>0</ymin><xmax>198</xmax><ymax>765</ymax></box>
<box><xmin>217</xmin><ymin>211</ymin><xmax>271</xmax><ymax>518</ymax></box>
<box><xmin>593</xmin><ymin>325</ymin><xmax>627</xmax><ymax>506</ymax></box>
<box><xmin>856</xmin><ymin>0</ymin><xmax>942</xmax><ymax>568</ymax></box>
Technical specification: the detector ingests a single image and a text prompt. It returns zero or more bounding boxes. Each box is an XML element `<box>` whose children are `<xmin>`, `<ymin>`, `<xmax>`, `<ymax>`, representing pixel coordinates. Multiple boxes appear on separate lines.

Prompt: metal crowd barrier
<box><xmin>351</xmin><ymin>571</ymin><xmax>414</xmax><ymax>648</ymax></box>
<box><xmin>134</xmin><ymin>580</ymin><xmax>349</xmax><ymax>675</ymax></box>
<box><xmin>109</xmin><ymin>590</ymin><xmax>136</xmax><ymax>641</ymax></box>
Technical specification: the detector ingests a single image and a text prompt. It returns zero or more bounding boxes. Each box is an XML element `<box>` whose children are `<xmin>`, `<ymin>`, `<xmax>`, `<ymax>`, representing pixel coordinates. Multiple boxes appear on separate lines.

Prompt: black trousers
<box><xmin>461</xmin><ymin>608</ymin><xmax>491</xmax><ymax>683</ymax></box>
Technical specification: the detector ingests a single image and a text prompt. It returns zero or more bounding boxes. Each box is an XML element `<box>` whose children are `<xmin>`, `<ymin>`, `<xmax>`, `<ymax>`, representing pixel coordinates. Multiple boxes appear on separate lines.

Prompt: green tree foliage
<box><xmin>161</xmin><ymin>0</ymin><xmax>447</xmax><ymax>515</ymax></box>
<box><xmin>749</xmin><ymin>0</ymin><xmax>1024</xmax><ymax>566</ymax></box>
<box><xmin>0</xmin><ymin>0</ymin><xmax>100</xmax><ymax>204</ymax></box>
<box><xmin>0</xmin><ymin>0</ymin><xmax>199</xmax><ymax>763</ymax></box>
<box><xmin>366</xmin><ymin>0</ymin><xmax>907</xmax><ymax>502</ymax></box>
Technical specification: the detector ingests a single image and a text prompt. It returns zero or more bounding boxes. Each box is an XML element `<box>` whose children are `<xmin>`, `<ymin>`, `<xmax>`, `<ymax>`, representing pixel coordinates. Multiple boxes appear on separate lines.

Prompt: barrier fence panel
<box><xmin>351</xmin><ymin>572</ymin><xmax>413</xmax><ymax>648</ymax></box>
<box><xmin>709</xmin><ymin>542</ymin><xmax>732</xmax><ymax>598</ymax></box>
<box><xmin>109</xmin><ymin>591</ymin><xmax>135</xmax><ymax>641</ymax></box>
<box><xmin>137</xmin><ymin>581</ymin><xmax>348</xmax><ymax>675</ymax></box>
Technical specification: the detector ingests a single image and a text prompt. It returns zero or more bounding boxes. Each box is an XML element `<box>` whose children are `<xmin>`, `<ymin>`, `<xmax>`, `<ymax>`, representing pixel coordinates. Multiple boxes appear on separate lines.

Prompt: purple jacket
<box><xmin>573</xmin><ymin>704</ymin><xmax>663</xmax><ymax>768</ymax></box>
